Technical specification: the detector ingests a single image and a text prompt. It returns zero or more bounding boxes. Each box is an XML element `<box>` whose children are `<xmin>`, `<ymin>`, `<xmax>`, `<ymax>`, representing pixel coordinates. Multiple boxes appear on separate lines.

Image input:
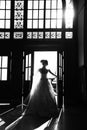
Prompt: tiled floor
<box><xmin>0</xmin><ymin>105</ymin><xmax>87</xmax><ymax>130</ymax></box>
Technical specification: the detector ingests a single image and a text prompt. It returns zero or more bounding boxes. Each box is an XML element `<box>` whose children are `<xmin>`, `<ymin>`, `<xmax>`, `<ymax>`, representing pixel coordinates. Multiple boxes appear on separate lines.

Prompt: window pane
<box><xmin>26</xmin><ymin>55</ymin><xmax>28</xmax><ymax>67</ymax></box>
<box><xmin>46</xmin><ymin>0</ymin><xmax>51</xmax><ymax>9</ymax></box>
<box><xmin>33</xmin><ymin>10</ymin><xmax>38</xmax><ymax>19</ymax></box>
<box><xmin>0</xmin><ymin>10</ymin><xmax>5</xmax><ymax>19</ymax></box>
<box><xmin>51</xmin><ymin>20</ymin><xmax>56</xmax><ymax>28</ymax></box>
<box><xmin>52</xmin><ymin>0</ymin><xmax>56</xmax><ymax>9</ymax></box>
<box><xmin>51</xmin><ymin>10</ymin><xmax>56</xmax><ymax>19</ymax></box>
<box><xmin>25</xmin><ymin>68</ymin><xmax>28</xmax><ymax>80</ymax></box>
<box><xmin>6</xmin><ymin>10</ymin><xmax>11</xmax><ymax>19</ymax></box>
<box><xmin>57</xmin><ymin>10</ymin><xmax>62</xmax><ymax>19</ymax></box>
<box><xmin>27</xmin><ymin>20</ymin><xmax>32</xmax><ymax>28</ymax></box>
<box><xmin>33</xmin><ymin>20</ymin><xmax>38</xmax><ymax>28</ymax></box>
<box><xmin>0</xmin><ymin>57</ymin><xmax>1</xmax><ymax>67</ymax></box>
<box><xmin>65</xmin><ymin>32</ymin><xmax>73</xmax><ymax>39</ymax></box>
<box><xmin>39</xmin><ymin>20</ymin><xmax>44</xmax><ymax>28</ymax></box>
<box><xmin>33</xmin><ymin>1</ymin><xmax>38</xmax><ymax>9</ymax></box>
<box><xmin>57</xmin><ymin>19</ymin><xmax>62</xmax><ymax>28</ymax></box>
<box><xmin>39</xmin><ymin>10</ymin><xmax>44</xmax><ymax>19</ymax></box>
<box><xmin>2</xmin><ymin>69</ymin><xmax>7</xmax><ymax>80</ymax></box>
<box><xmin>29</xmin><ymin>54</ymin><xmax>31</xmax><ymax>66</ymax></box>
<box><xmin>0</xmin><ymin>1</ymin><xmax>5</xmax><ymax>9</ymax></box>
<box><xmin>28</xmin><ymin>10</ymin><xmax>32</xmax><ymax>19</ymax></box>
<box><xmin>39</xmin><ymin>1</ymin><xmax>44</xmax><ymax>9</ymax></box>
<box><xmin>46</xmin><ymin>10</ymin><xmax>50</xmax><ymax>19</ymax></box>
<box><xmin>28</xmin><ymin>68</ymin><xmax>31</xmax><ymax>80</ymax></box>
<box><xmin>2</xmin><ymin>56</ymin><xmax>8</xmax><ymax>68</ymax></box>
<box><xmin>6</xmin><ymin>20</ymin><xmax>10</xmax><ymax>28</ymax></box>
<box><xmin>45</xmin><ymin>20</ymin><xmax>50</xmax><ymax>28</ymax></box>
<box><xmin>57</xmin><ymin>0</ymin><xmax>62</xmax><ymax>9</ymax></box>
<box><xmin>0</xmin><ymin>69</ymin><xmax>1</xmax><ymax>80</ymax></box>
<box><xmin>28</xmin><ymin>1</ymin><xmax>32</xmax><ymax>9</ymax></box>
<box><xmin>0</xmin><ymin>20</ymin><xmax>4</xmax><ymax>28</ymax></box>
<box><xmin>65</xmin><ymin>19</ymin><xmax>73</xmax><ymax>28</ymax></box>
<box><xmin>6</xmin><ymin>1</ymin><xmax>11</xmax><ymax>9</ymax></box>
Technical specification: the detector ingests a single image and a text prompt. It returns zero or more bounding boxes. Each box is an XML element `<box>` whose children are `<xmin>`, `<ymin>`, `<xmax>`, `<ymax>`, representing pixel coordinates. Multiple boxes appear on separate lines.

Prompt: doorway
<box><xmin>24</xmin><ymin>50</ymin><xmax>64</xmax><ymax>108</ymax></box>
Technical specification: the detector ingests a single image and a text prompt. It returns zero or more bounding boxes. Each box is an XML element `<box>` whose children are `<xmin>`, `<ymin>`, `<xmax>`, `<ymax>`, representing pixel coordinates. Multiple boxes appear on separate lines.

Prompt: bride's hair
<box><xmin>40</xmin><ymin>60</ymin><xmax>48</xmax><ymax>65</ymax></box>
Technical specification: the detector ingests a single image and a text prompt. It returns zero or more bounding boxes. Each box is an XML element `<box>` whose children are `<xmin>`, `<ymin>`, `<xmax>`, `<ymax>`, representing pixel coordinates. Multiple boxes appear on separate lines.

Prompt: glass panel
<box><xmin>45</xmin><ymin>20</ymin><xmax>50</xmax><ymax>28</ymax></box>
<box><xmin>27</xmin><ymin>20</ymin><xmax>32</xmax><ymax>28</ymax></box>
<box><xmin>0</xmin><ymin>20</ymin><xmax>4</xmax><ymax>29</ymax></box>
<box><xmin>46</xmin><ymin>10</ymin><xmax>50</xmax><ymax>18</ymax></box>
<box><xmin>14</xmin><ymin>20</ymin><xmax>23</xmax><ymax>29</ymax></box>
<box><xmin>39</xmin><ymin>10</ymin><xmax>44</xmax><ymax>19</ymax></box>
<box><xmin>0</xmin><ymin>10</ymin><xmax>5</xmax><ymax>19</ymax></box>
<box><xmin>26</xmin><ymin>55</ymin><xmax>28</xmax><ymax>67</ymax></box>
<box><xmin>0</xmin><ymin>32</ymin><xmax>4</xmax><ymax>38</ymax></box>
<box><xmin>46</xmin><ymin>0</ymin><xmax>51</xmax><ymax>9</ymax></box>
<box><xmin>39</xmin><ymin>20</ymin><xmax>43</xmax><ymax>28</ymax></box>
<box><xmin>2</xmin><ymin>56</ymin><xmax>8</xmax><ymax>68</ymax></box>
<box><xmin>45</xmin><ymin>32</ymin><xmax>50</xmax><ymax>39</ymax></box>
<box><xmin>57</xmin><ymin>32</ymin><xmax>62</xmax><ymax>39</ymax></box>
<box><xmin>29</xmin><ymin>54</ymin><xmax>31</xmax><ymax>66</ymax></box>
<box><xmin>33</xmin><ymin>20</ymin><xmax>38</xmax><ymax>28</ymax></box>
<box><xmin>27</xmin><ymin>32</ymin><xmax>32</xmax><ymax>39</ymax></box>
<box><xmin>38</xmin><ymin>32</ymin><xmax>43</xmax><ymax>39</ymax></box>
<box><xmin>5</xmin><ymin>32</ymin><xmax>10</xmax><ymax>39</ymax></box>
<box><xmin>14</xmin><ymin>0</ymin><xmax>24</xmax><ymax>29</ymax></box>
<box><xmin>0</xmin><ymin>1</ymin><xmax>5</xmax><ymax>9</ymax></box>
<box><xmin>14</xmin><ymin>10</ymin><xmax>24</xmax><ymax>19</ymax></box>
<box><xmin>2</xmin><ymin>69</ymin><xmax>7</xmax><ymax>80</ymax></box>
<box><xmin>51</xmin><ymin>32</ymin><xmax>56</xmax><ymax>39</ymax></box>
<box><xmin>0</xmin><ymin>57</ymin><xmax>1</xmax><ymax>68</ymax></box>
<box><xmin>14</xmin><ymin>32</ymin><xmax>23</xmax><ymax>39</ymax></box>
<box><xmin>6</xmin><ymin>1</ymin><xmax>11</xmax><ymax>9</ymax></box>
<box><xmin>28</xmin><ymin>10</ymin><xmax>32</xmax><ymax>19</ymax></box>
<box><xmin>57</xmin><ymin>10</ymin><xmax>62</xmax><ymax>19</ymax></box>
<box><xmin>57</xmin><ymin>0</ymin><xmax>62</xmax><ymax>9</ymax></box>
<box><xmin>28</xmin><ymin>1</ymin><xmax>32</xmax><ymax>9</ymax></box>
<box><xmin>6</xmin><ymin>20</ymin><xmax>10</xmax><ymax>28</ymax></box>
<box><xmin>6</xmin><ymin>10</ymin><xmax>11</xmax><ymax>19</ymax></box>
<box><xmin>33</xmin><ymin>10</ymin><xmax>38</xmax><ymax>19</ymax></box>
<box><xmin>51</xmin><ymin>10</ymin><xmax>56</xmax><ymax>19</ymax></box>
<box><xmin>39</xmin><ymin>1</ymin><xmax>44</xmax><ymax>9</ymax></box>
<box><xmin>65</xmin><ymin>0</ymin><xmax>74</xmax><ymax>29</ymax></box>
<box><xmin>65</xmin><ymin>19</ymin><xmax>73</xmax><ymax>28</ymax></box>
<box><xmin>33</xmin><ymin>32</ymin><xmax>38</xmax><ymax>39</ymax></box>
<box><xmin>52</xmin><ymin>0</ymin><xmax>56</xmax><ymax>9</ymax></box>
<box><xmin>25</xmin><ymin>68</ymin><xmax>28</xmax><ymax>80</ymax></box>
<box><xmin>28</xmin><ymin>68</ymin><xmax>31</xmax><ymax>80</ymax></box>
<box><xmin>51</xmin><ymin>20</ymin><xmax>56</xmax><ymax>28</ymax></box>
<box><xmin>65</xmin><ymin>32</ymin><xmax>73</xmax><ymax>39</ymax></box>
<box><xmin>33</xmin><ymin>1</ymin><xmax>38</xmax><ymax>9</ymax></box>
<box><xmin>57</xmin><ymin>19</ymin><xmax>62</xmax><ymax>28</ymax></box>
<box><xmin>0</xmin><ymin>69</ymin><xmax>1</xmax><ymax>80</ymax></box>
<box><xmin>15</xmin><ymin>1</ymin><xmax>24</xmax><ymax>9</ymax></box>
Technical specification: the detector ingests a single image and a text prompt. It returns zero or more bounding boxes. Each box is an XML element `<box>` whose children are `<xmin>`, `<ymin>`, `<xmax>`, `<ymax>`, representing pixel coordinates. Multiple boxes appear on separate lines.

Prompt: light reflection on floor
<box><xmin>0</xmin><ymin>118</ymin><xmax>5</xmax><ymax>126</ymax></box>
<box><xmin>34</xmin><ymin>118</ymin><xmax>52</xmax><ymax>130</ymax></box>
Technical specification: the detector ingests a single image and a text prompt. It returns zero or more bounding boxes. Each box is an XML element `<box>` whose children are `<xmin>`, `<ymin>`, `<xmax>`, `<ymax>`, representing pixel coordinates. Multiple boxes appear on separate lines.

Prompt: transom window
<box><xmin>0</xmin><ymin>0</ymin><xmax>74</xmax><ymax>39</ymax></box>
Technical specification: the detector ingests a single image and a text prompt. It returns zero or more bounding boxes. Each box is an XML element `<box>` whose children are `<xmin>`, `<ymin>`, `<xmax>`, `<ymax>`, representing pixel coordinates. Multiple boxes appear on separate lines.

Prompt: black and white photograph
<box><xmin>0</xmin><ymin>0</ymin><xmax>87</xmax><ymax>130</ymax></box>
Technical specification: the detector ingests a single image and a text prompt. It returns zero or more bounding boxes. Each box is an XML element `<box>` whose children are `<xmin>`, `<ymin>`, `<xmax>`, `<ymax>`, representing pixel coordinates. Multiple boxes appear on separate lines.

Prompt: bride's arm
<box><xmin>48</xmin><ymin>69</ymin><xmax>57</xmax><ymax>77</ymax></box>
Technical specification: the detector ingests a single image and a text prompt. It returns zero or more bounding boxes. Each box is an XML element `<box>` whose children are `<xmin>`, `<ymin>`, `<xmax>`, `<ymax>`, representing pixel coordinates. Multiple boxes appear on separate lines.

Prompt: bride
<box><xmin>24</xmin><ymin>59</ymin><xmax>58</xmax><ymax>118</ymax></box>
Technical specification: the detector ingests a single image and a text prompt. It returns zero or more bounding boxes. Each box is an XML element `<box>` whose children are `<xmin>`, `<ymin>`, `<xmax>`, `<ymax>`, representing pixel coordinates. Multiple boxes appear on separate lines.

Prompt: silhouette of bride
<box><xmin>24</xmin><ymin>59</ymin><xmax>58</xmax><ymax>118</ymax></box>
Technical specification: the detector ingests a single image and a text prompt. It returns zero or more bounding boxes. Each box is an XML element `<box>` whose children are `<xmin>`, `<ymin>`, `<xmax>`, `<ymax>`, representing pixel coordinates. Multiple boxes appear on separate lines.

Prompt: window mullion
<box><xmin>43</xmin><ymin>0</ymin><xmax>46</xmax><ymax>38</ymax></box>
